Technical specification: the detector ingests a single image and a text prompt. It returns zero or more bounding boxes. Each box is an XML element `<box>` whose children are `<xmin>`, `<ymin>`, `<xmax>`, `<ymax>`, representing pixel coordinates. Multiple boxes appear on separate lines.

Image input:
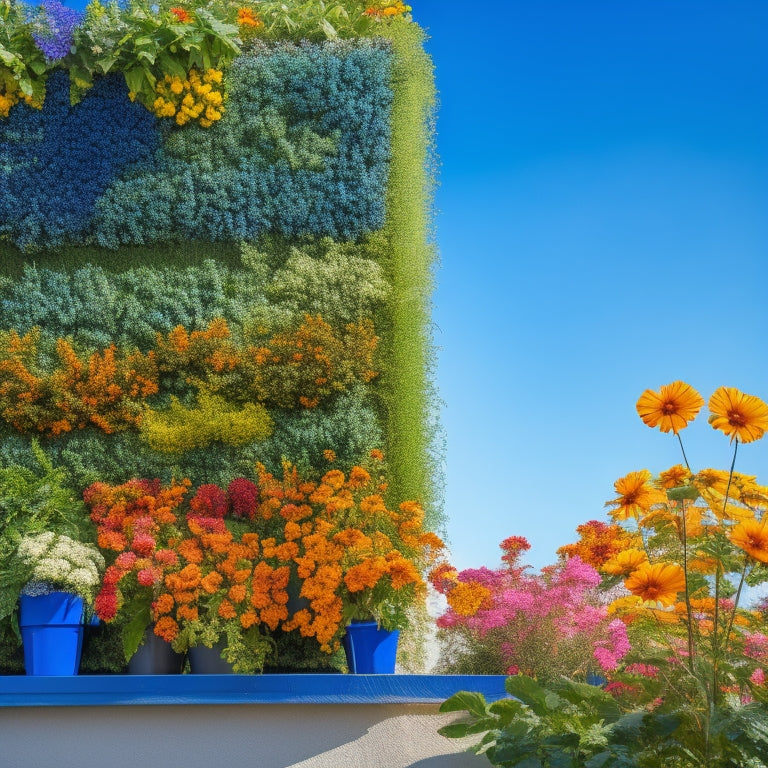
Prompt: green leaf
<box><xmin>121</xmin><ymin>602</ymin><xmax>152</xmax><ymax>662</ymax></box>
<box><xmin>440</xmin><ymin>691</ymin><xmax>490</xmax><ymax>719</ymax></box>
<box><xmin>505</xmin><ymin>676</ymin><xmax>552</xmax><ymax>717</ymax></box>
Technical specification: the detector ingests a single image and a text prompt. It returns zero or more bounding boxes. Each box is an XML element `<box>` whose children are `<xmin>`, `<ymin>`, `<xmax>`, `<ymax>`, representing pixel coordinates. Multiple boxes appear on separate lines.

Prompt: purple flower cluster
<box><xmin>27</xmin><ymin>0</ymin><xmax>81</xmax><ymax>62</ymax></box>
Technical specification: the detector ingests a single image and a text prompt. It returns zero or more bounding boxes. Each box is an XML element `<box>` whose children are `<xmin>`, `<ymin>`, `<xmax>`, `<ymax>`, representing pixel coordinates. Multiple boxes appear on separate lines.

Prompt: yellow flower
<box><xmin>606</xmin><ymin>470</ymin><xmax>666</xmax><ymax>520</ymax></box>
<box><xmin>624</xmin><ymin>562</ymin><xmax>686</xmax><ymax>607</ymax></box>
<box><xmin>657</xmin><ymin>464</ymin><xmax>692</xmax><ymax>489</ymax></box>
<box><xmin>636</xmin><ymin>381</ymin><xmax>704</xmax><ymax>434</ymax></box>
<box><xmin>730</xmin><ymin>518</ymin><xmax>768</xmax><ymax>563</ymax></box>
<box><xmin>602</xmin><ymin>548</ymin><xmax>648</xmax><ymax>576</ymax></box>
<box><xmin>708</xmin><ymin>386</ymin><xmax>768</xmax><ymax>443</ymax></box>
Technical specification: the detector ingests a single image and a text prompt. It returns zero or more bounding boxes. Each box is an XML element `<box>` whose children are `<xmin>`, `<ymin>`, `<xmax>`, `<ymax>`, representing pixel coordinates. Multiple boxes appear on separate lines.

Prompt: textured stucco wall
<box><xmin>0</xmin><ymin>703</ymin><xmax>489</xmax><ymax>768</ymax></box>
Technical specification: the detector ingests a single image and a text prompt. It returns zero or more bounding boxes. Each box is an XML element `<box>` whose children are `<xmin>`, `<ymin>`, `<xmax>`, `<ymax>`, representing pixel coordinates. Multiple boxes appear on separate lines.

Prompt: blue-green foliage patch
<box><xmin>0</xmin><ymin>41</ymin><xmax>392</xmax><ymax>252</ymax></box>
<box><xmin>0</xmin><ymin>260</ymin><xmax>268</xmax><ymax>350</ymax></box>
<box><xmin>0</xmin><ymin>72</ymin><xmax>160</xmax><ymax>252</ymax></box>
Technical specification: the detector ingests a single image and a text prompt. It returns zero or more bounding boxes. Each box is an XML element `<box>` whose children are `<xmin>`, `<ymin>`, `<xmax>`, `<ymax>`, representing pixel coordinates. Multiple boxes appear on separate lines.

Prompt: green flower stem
<box><xmin>711</xmin><ymin>437</ymin><xmax>739</xmax><ymax>707</ymax></box>
<box><xmin>680</xmin><ymin>497</ymin><xmax>696</xmax><ymax>673</ymax></box>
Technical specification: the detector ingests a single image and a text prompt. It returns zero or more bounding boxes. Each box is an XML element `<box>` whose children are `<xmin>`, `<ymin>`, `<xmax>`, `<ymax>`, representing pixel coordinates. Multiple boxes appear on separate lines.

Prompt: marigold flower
<box><xmin>347</xmin><ymin>466</ymin><xmax>371</xmax><ymax>489</ymax></box>
<box><xmin>636</xmin><ymin>381</ymin><xmax>704</xmax><ymax>434</ymax></box>
<box><xmin>370</xmin><ymin>449</ymin><xmax>384</xmax><ymax>461</ymax></box>
<box><xmin>321</xmin><ymin>469</ymin><xmax>345</xmax><ymax>491</ymax></box>
<box><xmin>154</xmin><ymin>616</ymin><xmax>179</xmax><ymax>642</ymax></box>
<box><xmin>624</xmin><ymin>562</ymin><xmax>686</xmax><ymax>606</ymax></box>
<box><xmin>323</xmin><ymin>449</ymin><xmax>336</xmax><ymax>463</ymax></box>
<box><xmin>446</xmin><ymin>581</ymin><xmax>491</xmax><ymax>616</ymax></box>
<box><xmin>153</xmin><ymin>593</ymin><xmax>174</xmax><ymax>616</ymax></box>
<box><xmin>218</xmin><ymin>599</ymin><xmax>237</xmax><ymax>619</ymax></box>
<box><xmin>606</xmin><ymin>470</ymin><xmax>666</xmax><ymax>520</ymax></box>
<box><xmin>730</xmin><ymin>518</ymin><xmax>768</xmax><ymax>563</ymax></box>
<box><xmin>709</xmin><ymin>387</ymin><xmax>768</xmax><ymax>443</ymax></box>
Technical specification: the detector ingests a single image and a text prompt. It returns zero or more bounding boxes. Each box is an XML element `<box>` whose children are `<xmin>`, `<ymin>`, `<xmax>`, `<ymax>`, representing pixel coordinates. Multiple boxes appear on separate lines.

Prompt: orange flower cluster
<box><xmin>255</xmin><ymin>461</ymin><xmax>443</xmax><ymax>648</ymax></box>
<box><xmin>150</xmin><ymin>513</ymin><xmax>291</xmax><ymax>647</ymax></box>
<box><xmin>557</xmin><ymin>520</ymin><xmax>639</xmax><ymax>570</ymax></box>
<box><xmin>364</xmin><ymin>1</ymin><xmax>411</xmax><ymax>18</ymax></box>
<box><xmin>0</xmin><ymin>330</ymin><xmax>158</xmax><ymax>436</ymax></box>
<box><xmin>155</xmin><ymin>315</ymin><xmax>378</xmax><ymax>409</ymax></box>
<box><xmin>0</xmin><ymin>315</ymin><xmax>378</xmax><ymax>438</ymax></box>
<box><xmin>86</xmin><ymin>478</ymin><xmax>190</xmax><ymax>623</ymax></box>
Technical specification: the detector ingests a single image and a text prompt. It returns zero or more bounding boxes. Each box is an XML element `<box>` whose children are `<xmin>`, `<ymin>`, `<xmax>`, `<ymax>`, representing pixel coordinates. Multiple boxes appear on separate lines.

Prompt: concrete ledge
<box><xmin>0</xmin><ymin>673</ymin><xmax>507</xmax><ymax>707</ymax></box>
<box><xmin>0</xmin><ymin>676</ymin><xmax>506</xmax><ymax>768</ymax></box>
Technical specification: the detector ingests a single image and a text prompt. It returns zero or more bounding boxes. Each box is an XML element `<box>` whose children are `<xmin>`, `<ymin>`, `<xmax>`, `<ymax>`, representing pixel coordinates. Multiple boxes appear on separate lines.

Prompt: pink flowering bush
<box><xmin>433</xmin><ymin>536</ymin><xmax>630</xmax><ymax>680</ymax></box>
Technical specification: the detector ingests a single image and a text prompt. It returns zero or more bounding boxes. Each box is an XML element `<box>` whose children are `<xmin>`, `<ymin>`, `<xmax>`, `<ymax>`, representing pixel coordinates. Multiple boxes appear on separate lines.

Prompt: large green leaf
<box><xmin>440</xmin><ymin>690</ymin><xmax>490</xmax><ymax>718</ymax></box>
<box><xmin>505</xmin><ymin>676</ymin><xmax>553</xmax><ymax>717</ymax></box>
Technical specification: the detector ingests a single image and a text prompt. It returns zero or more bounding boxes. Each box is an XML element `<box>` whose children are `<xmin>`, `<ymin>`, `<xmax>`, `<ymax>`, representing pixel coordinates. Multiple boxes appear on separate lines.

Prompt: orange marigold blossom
<box><xmin>154</xmin><ymin>616</ymin><xmax>179</xmax><ymax>642</ymax></box>
<box><xmin>446</xmin><ymin>581</ymin><xmax>491</xmax><ymax>617</ymax></box>
<box><xmin>347</xmin><ymin>466</ymin><xmax>371</xmax><ymax>489</ymax></box>
<box><xmin>636</xmin><ymin>381</ymin><xmax>704</xmax><ymax>434</ymax></box>
<box><xmin>730</xmin><ymin>518</ymin><xmax>768</xmax><ymax>563</ymax></box>
<box><xmin>606</xmin><ymin>470</ymin><xmax>666</xmax><ymax>520</ymax></box>
<box><xmin>624</xmin><ymin>562</ymin><xmax>686</xmax><ymax>607</ymax></box>
<box><xmin>153</xmin><ymin>593</ymin><xmax>174</xmax><ymax>615</ymax></box>
<box><xmin>708</xmin><ymin>386</ymin><xmax>768</xmax><ymax>443</ymax></box>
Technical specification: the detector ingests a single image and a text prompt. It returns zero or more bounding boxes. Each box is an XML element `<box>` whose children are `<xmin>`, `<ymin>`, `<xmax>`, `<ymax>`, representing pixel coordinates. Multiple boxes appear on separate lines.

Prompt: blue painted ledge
<box><xmin>0</xmin><ymin>673</ymin><xmax>508</xmax><ymax>708</ymax></box>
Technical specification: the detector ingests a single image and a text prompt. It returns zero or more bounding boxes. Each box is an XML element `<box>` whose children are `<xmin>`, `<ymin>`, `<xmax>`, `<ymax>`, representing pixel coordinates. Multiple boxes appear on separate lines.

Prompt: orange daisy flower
<box><xmin>657</xmin><ymin>464</ymin><xmax>692</xmax><ymax>489</ymax></box>
<box><xmin>730</xmin><ymin>518</ymin><xmax>768</xmax><ymax>563</ymax></box>
<box><xmin>606</xmin><ymin>470</ymin><xmax>666</xmax><ymax>520</ymax></box>
<box><xmin>636</xmin><ymin>381</ymin><xmax>704</xmax><ymax>434</ymax></box>
<box><xmin>601</xmin><ymin>548</ymin><xmax>648</xmax><ymax>577</ymax></box>
<box><xmin>624</xmin><ymin>562</ymin><xmax>686</xmax><ymax>606</ymax></box>
<box><xmin>708</xmin><ymin>387</ymin><xmax>768</xmax><ymax>443</ymax></box>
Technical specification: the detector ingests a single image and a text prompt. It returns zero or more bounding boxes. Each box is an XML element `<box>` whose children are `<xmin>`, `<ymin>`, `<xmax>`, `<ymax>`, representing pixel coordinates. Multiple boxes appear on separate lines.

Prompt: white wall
<box><xmin>0</xmin><ymin>703</ymin><xmax>490</xmax><ymax>768</ymax></box>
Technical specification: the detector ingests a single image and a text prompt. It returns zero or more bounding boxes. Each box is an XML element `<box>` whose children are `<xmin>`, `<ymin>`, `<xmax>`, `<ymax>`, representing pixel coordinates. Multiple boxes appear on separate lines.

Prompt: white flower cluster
<box><xmin>17</xmin><ymin>532</ymin><xmax>106</xmax><ymax>601</ymax></box>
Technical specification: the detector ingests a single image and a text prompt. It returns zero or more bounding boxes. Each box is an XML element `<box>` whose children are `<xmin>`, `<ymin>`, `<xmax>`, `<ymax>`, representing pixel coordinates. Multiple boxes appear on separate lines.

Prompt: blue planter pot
<box><xmin>19</xmin><ymin>592</ymin><xmax>84</xmax><ymax>676</ymax></box>
<box><xmin>342</xmin><ymin>620</ymin><xmax>399</xmax><ymax>674</ymax></box>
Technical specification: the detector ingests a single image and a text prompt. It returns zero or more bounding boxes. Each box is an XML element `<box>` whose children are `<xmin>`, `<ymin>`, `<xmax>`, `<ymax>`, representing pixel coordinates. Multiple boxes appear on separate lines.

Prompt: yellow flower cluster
<box><xmin>152</xmin><ymin>68</ymin><xmax>225</xmax><ymax>128</ymax></box>
<box><xmin>0</xmin><ymin>78</ymin><xmax>41</xmax><ymax>119</ymax></box>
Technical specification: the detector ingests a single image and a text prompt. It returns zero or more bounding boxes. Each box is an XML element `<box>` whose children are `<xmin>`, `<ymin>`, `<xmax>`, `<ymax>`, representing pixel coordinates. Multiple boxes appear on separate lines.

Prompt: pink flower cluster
<box><xmin>436</xmin><ymin>537</ymin><xmax>630</xmax><ymax>676</ymax></box>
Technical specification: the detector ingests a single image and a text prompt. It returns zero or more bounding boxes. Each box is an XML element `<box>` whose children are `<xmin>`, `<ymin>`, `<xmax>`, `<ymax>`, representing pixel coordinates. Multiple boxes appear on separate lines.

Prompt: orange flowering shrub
<box><xmin>0</xmin><ymin>329</ymin><xmax>158</xmax><ymax>436</ymax></box>
<box><xmin>243</xmin><ymin>315</ymin><xmax>378</xmax><ymax>409</ymax></box>
<box><xmin>254</xmin><ymin>457</ymin><xmax>445</xmax><ymax>653</ymax></box>
<box><xmin>152</xmin><ymin>504</ymin><xmax>276</xmax><ymax>673</ymax></box>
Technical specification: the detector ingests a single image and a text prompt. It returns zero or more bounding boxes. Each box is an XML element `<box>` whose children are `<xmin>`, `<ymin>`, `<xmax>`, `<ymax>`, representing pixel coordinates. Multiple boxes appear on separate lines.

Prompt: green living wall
<box><xmin>0</xmin><ymin>1</ymin><xmax>439</xmax><ymax>672</ymax></box>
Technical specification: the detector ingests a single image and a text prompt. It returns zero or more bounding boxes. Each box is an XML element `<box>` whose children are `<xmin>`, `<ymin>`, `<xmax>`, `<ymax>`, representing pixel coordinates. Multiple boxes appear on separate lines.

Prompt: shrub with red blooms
<box><xmin>227</xmin><ymin>477</ymin><xmax>260</xmax><ymax>520</ymax></box>
<box><xmin>85</xmin><ymin>477</ymin><xmax>189</xmax><ymax>658</ymax></box>
<box><xmin>189</xmin><ymin>484</ymin><xmax>228</xmax><ymax>519</ymax></box>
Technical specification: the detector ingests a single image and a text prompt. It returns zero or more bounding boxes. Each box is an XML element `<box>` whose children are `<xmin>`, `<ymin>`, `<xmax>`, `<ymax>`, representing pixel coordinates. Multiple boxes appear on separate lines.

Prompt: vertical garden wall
<box><xmin>0</xmin><ymin>0</ymin><xmax>441</xmax><ymax>673</ymax></box>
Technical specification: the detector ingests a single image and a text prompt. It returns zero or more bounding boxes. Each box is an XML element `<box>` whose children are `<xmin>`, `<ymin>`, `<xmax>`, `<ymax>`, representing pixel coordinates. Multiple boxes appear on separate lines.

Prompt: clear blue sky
<box><xmin>412</xmin><ymin>0</ymin><xmax>768</xmax><ymax>569</ymax></box>
<box><xmin>58</xmin><ymin>0</ymin><xmax>768</xmax><ymax>571</ymax></box>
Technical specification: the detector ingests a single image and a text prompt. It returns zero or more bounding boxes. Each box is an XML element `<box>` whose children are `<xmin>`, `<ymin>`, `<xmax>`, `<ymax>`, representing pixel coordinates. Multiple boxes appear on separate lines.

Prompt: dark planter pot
<box><xmin>19</xmin><ymin>592</ymin><xmax>85</xmax><ymax>676</ymax></box>
<box><xmin>128</xmin><ymin>626</ymin><xmax>185</xmax><ymax>674</ymax></box>
<box><xmin>188</xmin><ymin>643</ymin><xmax>234</xmax><ymax>674</ymax></box>
<box><xmin>342</xmin><ymin>620</ymin><xmax>399</xmax><ymax>674</ymax></box>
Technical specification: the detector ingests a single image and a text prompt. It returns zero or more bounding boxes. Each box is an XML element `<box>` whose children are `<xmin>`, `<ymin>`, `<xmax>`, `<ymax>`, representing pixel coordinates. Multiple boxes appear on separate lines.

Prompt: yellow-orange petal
<box><xmin>636</xmin><ymin>381</ymin><xmax>704</xmax><ymax>434</ymax></box>
<box><xmin>708</xmin><ymin>387</ymin><xmax>768</xmax><ymax>443</ymax></box>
